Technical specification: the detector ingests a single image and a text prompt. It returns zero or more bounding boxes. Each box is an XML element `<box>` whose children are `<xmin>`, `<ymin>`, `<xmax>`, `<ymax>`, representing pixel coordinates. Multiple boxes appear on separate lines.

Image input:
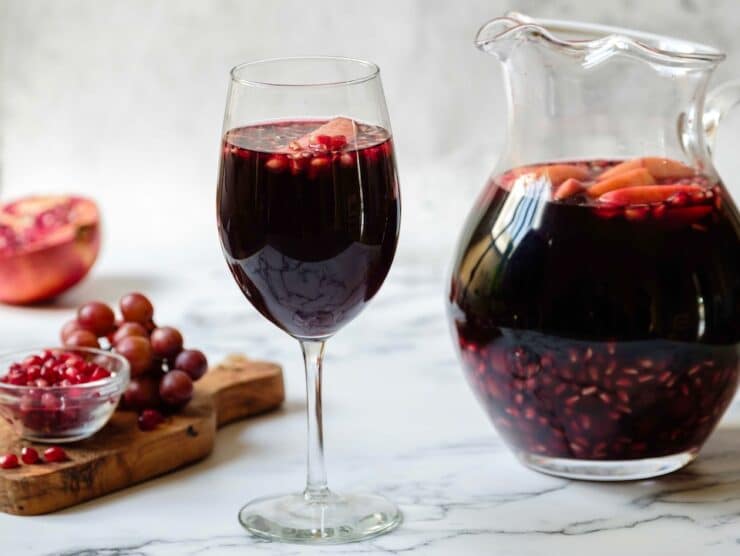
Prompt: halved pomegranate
<box><xmin>0</xmin><ymin>196</ymin><xmax>100</xmax><ymax>304</ymax></box>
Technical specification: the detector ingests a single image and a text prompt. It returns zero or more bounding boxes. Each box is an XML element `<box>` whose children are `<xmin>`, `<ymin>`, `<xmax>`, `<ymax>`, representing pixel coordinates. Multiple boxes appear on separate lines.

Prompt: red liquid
<box><xmin>449</xmin><ymin>160</ymin><xmax>740</xmax><ymax>460</ymax></box>
<box><xmin>217</xmin><ymin>120</ymin><xmax>400</xmax><ymax>338</ymax></box>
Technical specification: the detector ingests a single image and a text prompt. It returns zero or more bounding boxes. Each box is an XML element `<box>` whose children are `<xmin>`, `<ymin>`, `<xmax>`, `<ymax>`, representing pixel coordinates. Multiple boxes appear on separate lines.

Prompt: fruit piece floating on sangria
<box><xmin>451</xmin><ymin>155</ymin><xmax>739</xmax><ymax>465</ymax></box>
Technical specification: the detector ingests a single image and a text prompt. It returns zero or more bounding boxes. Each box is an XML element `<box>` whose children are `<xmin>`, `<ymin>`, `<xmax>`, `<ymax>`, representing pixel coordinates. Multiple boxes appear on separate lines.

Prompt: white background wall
<box><xmin>2</xmin><ymin>0</ymin><xmax>740</xmax><ymax>268</ymax></box>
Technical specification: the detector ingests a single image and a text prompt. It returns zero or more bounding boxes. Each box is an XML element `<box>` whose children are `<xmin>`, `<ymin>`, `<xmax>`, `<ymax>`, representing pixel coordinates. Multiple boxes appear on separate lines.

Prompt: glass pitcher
<box><xmin>447</xmin><ymin>13</ymin><xmax>740</xmax><ymax>481</ymax></box>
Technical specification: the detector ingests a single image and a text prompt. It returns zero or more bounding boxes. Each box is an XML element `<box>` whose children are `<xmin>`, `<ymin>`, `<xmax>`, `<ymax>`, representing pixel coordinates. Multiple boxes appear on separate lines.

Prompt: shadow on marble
<box><xmin>49</xmin><ymin>273</ymin><xmax>165</xmax><ymax>310</ymax></box>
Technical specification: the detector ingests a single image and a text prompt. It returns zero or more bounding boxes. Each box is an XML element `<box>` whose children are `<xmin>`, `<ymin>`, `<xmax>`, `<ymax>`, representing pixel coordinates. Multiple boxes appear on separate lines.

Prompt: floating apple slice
<box><xmin>588</xmin><ymin>168</ymin><xmax>655</xmax><ymax>197</ymax></box>
<box><xmin>599</xmin><ymin>157</ymin><xmax>695</xmax><ymax>181</ymax></box>
<box><xmin>598</xmin><ymin>184</ymin><xmax>705</xmax><ymax>206</ymax></box>
<box><xmin>553</xmin><ymin>178</ymin><xmax>585</xmax><ymax>200</ymax></box>
<box><xmin>515</xmin><ymin>164</ymin><xmax>589</xmax><ymax>187</ymax></box>
<box><xmin>289</xmin><ymin>117</ymin><xmax>357</xmax><ymax>151</ymax></box>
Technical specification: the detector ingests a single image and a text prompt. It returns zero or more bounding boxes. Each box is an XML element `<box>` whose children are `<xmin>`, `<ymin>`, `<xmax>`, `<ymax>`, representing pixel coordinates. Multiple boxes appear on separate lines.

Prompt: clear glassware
<box><xmin>0</xmin><ymin>347</ymin><xmax>130</xmax><ymax>443</ymax></box>
<box><xmin>216</xmin><ymin>57</ymin><xmax>401</xmax><ymax>543</ymax></box>
<box><xmin>448</xmin><ymin>13</ymin><xmax>740</xmax><ymax>481</ymax></box>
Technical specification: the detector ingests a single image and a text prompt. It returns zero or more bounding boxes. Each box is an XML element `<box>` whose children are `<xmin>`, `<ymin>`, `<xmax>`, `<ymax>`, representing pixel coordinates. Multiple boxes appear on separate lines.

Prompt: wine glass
<box><xmin>216</xmin><ymin>57</ymin><xmax>402</xmax><ymax>543</ymax></box>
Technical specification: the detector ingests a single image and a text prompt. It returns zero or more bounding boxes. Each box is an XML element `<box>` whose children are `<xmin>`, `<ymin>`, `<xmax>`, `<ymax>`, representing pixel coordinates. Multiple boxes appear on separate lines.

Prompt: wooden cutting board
<box><xmin>0</xmin><ymin>354</ymin><xmax>284</xmax><ymax>515</ymax></box>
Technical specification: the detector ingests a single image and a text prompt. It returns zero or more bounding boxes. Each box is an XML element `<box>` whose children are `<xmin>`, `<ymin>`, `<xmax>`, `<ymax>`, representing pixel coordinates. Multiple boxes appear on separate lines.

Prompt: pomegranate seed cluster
<box><xmin>459</xmin><ymin>331</ymin><xmax>739</xmax><ymax>460</ymax></box>
<box><xmin>0</xmin><ymin>348</ymin><xmax>118</xmax><ymax>435</ymax></box>
<box><xmin>61</xmin><ymin>292</ymin><xmax>209</xmax><ymax>432</ymax></box>
<box><xmin>0</xmin><ymin>350</ymin><xmax>110</xmax><ymax>387</ymax></box>
<box><xmin>0</xmin><ymin>197</ymin><xmax>83</xmax><ymax>255</ymax></box>
<box><xmin>0</xmin><ymin>446</ymin><xmax>67</xmax><ymax>470</ymax></box>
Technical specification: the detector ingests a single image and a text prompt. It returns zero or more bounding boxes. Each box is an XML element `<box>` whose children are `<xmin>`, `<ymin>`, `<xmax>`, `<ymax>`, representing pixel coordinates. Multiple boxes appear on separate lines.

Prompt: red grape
<box><xmin>159</xmin><ymin>370</ymin><xmax>193</xmax><ymax>407</ymax></box>
<box><xmin>64</xmin><ymin>330</ymin><xmax>100</xmax><ymax>349</ymax></box>
<box><xmin>120</xmin><ymin>292</ymin><xmax>154</xmax><ymax>324</ymax></box>
<box><xmin>112</xmin><ymin>322</ymin><xmax>148</xmax><ymax>345</ymax></box>
<box><xmin>122</xmin><ymin>375</ymin><xmax>161</xmax><ymax>410</ymax></box>
<box><xmin>174</xmin><ymin>349</ymin><xmax>208</xmax><ymax>381</ymax></box>
<box><xmin>115</xmin><ymin>336</ymin><xmax>153</xmax><ymax>376</ymax></box>
<box><xmin>150</xmin><ymin>327</ymin><xmax>183</xmax><ymax>360</ymax></box>
<box><xmin>60</xmin><ymin>320</ymin><xmax>90</xmax><ymax>343</ymax></box>
<box><xmin>77</xmin><ymin>301</ymin><xmax>116</xmax><ymax>336</ymax></box>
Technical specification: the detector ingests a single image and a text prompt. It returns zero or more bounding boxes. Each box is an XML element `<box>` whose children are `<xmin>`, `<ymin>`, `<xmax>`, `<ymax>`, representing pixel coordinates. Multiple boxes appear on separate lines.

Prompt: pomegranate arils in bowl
<box><xmin>0</xmin><ymin>348</ymin><xmax>130</xmax><ymax>443</ymax></box>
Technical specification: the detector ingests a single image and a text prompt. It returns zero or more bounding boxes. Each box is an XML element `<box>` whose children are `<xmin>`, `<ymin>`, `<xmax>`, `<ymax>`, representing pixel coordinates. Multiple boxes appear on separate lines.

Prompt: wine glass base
<box><xmin>238</xmin><ymin>491</ymin><xmax>402</xmax><ymax>544</ymax></box>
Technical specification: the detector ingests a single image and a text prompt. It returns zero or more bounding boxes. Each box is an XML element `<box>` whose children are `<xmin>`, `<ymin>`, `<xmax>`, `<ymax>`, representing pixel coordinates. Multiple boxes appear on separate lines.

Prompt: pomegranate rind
<box><xmin>0</xmin><ymin>196</ymin><xmax>101</xmax><ymax>304</ymax></box>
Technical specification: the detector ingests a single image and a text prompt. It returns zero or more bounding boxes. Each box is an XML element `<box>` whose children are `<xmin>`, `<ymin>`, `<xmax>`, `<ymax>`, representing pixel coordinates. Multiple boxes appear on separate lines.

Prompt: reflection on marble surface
<box><xmin>0</xmin><ymin>262</ymin><xmax>738</xmax><ymax>555</ymax></box>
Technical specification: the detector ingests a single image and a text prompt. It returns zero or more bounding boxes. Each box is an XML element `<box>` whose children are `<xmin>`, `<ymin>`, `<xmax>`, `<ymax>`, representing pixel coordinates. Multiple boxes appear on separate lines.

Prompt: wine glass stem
<box><xmin>300</xmin><ymin>339</ymin><xmax>330</xmax><ymax>501</ymax></box>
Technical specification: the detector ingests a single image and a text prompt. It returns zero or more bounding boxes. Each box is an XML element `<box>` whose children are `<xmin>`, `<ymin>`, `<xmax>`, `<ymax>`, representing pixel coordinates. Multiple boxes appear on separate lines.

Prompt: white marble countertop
<box><xmin>0</xmin><ymin>248</ymin><xmax>738</xmax><ymax>556</ymax></box>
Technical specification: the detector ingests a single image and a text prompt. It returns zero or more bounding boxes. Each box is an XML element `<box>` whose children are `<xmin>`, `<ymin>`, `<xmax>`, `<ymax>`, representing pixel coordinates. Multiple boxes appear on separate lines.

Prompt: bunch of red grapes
<box><xmin>60</xmin><ymin>293</ymin><xmax>208</xmax><ymax>430</ymax></box>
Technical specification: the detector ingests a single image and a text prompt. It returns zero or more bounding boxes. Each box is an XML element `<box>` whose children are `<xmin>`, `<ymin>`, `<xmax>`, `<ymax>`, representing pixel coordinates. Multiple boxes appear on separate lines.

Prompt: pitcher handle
<box><xmin>704</xmin><ymin>79</ymin><xmax>740</xmax><ymax>156</ymax></box>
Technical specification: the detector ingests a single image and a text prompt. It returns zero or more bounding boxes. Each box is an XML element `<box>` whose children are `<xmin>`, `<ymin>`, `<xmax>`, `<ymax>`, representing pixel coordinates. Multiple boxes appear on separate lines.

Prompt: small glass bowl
<box><xmin>0</xmin><ymin>347</ymin><xmax>130</xmax><ymax>443</ymax></box>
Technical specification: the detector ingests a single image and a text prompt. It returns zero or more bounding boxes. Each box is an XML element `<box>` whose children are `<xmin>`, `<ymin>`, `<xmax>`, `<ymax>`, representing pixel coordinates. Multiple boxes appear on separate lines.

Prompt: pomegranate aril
<box><xmin>265</xmin><ymin>156</ymin><xmax>287</xmax><ymax>172</ymax></box>
<box><xmin>138</xmin><ymin>409</ymin><xmax>165</xmax><ymax>431</ymax></box>
<box><xmin>43</xmin><ymin>446</ymin><xmax>67</xmax><ymax>463</ymax></box>
<box><xmin>89</xmin><ymin>368</ymin><xmax>111</xmax><ymax>381</ymax></box>
<box><xmin>0</xmin><ymin>453</ymin><xmax>19</xmax><ymax>469</ymax></box>
<box><xmin>21</xmin><ymin>447</ymin><xmax>39</xmax><ymax>465</ymax></box>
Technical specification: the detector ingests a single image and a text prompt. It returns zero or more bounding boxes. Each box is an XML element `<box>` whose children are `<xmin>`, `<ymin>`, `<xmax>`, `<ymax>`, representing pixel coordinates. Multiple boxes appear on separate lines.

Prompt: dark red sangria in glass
<box><xmin>218</xmin><ymin>118</ymin><xmax>399</xmax><ymax>339</ymax></box>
